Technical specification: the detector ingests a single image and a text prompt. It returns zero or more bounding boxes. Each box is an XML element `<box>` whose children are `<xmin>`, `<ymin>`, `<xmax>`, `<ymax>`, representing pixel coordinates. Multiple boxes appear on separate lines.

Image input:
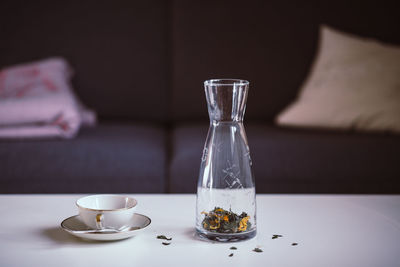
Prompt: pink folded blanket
<box><xmin>0</xmin><ymin>58</ymin><xmax>96</xmax><ymax>139</ymax></box>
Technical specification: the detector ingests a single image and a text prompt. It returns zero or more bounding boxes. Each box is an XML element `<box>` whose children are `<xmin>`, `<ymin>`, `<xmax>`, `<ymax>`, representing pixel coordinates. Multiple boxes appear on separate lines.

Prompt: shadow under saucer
<box><xmin>41</xmin><ymin>227</ymin><xmax>124</xmax><ymax>245</ymax></box>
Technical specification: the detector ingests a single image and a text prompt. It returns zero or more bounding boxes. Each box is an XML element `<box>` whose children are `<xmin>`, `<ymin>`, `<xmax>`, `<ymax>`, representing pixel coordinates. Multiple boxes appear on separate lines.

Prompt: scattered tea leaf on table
<box><xmin>162</xmin><ymin>242</ymin><xmax>171</xmax><ymax>245</ymax></box>
<box><xmin>230</xmin><ymin>246</ymin><xmax>237</xmax><ymax>250</ymax></box>
<box><xmin>292</xmin><ymin>243</ymin><xmax>298</xmax><ymax>246</ymax></box>
<box><xmin>272</xmin><ymin>234</ymin><xmax>283</xmax><ymax>239</ymax></box>
<box><xmin>253</xmin><ymin>248</ymin><xmax>263</xmax><ymax>253</ymax></box>
<box><xmin>229</xmin><ymin>253</ymin><xmax>234</xmax><ymax>257</ymax></box>
<box><xmin>157</xmin><ymin>235</ymin><xmax>172</xmax><ymax>241</ymax></box>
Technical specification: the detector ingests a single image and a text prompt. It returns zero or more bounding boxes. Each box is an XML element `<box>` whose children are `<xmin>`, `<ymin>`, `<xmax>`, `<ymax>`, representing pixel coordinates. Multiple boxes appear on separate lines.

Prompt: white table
<box><xmin>0</xmin><ymin>194</ymin><xmax>399</xmax><ymax>267</ymax></box>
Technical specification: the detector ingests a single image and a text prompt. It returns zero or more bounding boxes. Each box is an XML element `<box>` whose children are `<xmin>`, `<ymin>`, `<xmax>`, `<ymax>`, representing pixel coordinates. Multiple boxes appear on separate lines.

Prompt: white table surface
<box><xmin>0</xmin><ymin>194</ymin><xmax>399</xmax><ymax>267</ymax></box>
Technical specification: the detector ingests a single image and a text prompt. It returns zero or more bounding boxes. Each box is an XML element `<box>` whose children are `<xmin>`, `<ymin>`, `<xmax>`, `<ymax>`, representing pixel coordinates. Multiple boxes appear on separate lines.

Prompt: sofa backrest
<box><xmin>0</xmin><ymin>0</ymin><xmax>169</xmax><ymax>122</ymax></box>
<box><xmin>171</xmin><ymin>0</ymin><xmax>400</xmax><ymax>122</ymax></box>
<box><xmin>1</xmin><ymin>0</ymin><xmax>399</xmax><ymax>123</ymax></box>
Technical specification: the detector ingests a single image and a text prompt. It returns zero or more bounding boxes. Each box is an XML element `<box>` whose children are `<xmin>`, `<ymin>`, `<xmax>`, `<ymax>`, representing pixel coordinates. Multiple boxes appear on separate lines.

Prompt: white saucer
<box><xmin>61</xmin><ymin>213</ymin><xmax>151</xmax><ymax>241</ymax></box>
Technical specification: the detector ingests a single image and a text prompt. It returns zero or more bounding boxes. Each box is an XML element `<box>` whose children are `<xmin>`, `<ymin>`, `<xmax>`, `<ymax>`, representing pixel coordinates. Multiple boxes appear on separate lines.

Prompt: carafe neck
<box><xmin>204</xmin><ymin>79</ymin><xmax>249</xmax><ymax>123</ymax></box>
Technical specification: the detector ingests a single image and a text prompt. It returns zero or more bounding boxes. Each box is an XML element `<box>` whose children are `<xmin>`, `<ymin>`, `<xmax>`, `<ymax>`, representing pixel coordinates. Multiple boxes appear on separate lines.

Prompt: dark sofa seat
<box><xmin>170</xmin><ymin>123</ymin><xmax>400</xmax><ymax>193</ymax></box>
<box><xmin>0</xmin><ymin>123</ymin><xmax>167</xmax><ymax>193</ymax></box>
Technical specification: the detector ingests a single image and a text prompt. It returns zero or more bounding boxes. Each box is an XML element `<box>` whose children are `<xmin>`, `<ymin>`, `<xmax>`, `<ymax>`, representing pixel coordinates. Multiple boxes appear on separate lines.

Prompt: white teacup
<box><xmin>76</xmin><ymin>195</ymin><xmax>137</xmax><ymax>230</ymax></box>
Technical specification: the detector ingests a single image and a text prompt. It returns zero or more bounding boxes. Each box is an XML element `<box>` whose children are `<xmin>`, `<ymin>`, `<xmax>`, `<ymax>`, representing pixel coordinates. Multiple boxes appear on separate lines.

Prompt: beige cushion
<box><xmin>276</xmin><ymin>25</ymin><xmax>400</xmax><ymax>133</ymax></box>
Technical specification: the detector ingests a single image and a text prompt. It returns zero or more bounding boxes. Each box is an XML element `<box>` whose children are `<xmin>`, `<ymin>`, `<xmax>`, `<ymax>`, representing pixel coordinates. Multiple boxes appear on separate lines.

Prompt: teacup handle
<box><xmin>95</xmin><ymin>213</ymin><xmax>104</xmax><ymax>229</ymax></box>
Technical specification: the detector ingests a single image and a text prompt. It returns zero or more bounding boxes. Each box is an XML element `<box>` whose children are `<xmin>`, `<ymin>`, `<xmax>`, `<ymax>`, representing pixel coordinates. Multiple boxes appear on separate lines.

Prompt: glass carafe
<box><xmin>196</xmin><ymin>79</ymin><xmax>256</xmax><ymax>242</ymax></box>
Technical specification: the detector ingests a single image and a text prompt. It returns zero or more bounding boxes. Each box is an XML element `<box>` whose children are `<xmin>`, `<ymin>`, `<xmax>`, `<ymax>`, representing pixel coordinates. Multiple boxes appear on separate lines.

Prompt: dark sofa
<box><xmin>1</xmin><ymin>0</ymin><xmax>399</xmax><ymax>194</ymax></box>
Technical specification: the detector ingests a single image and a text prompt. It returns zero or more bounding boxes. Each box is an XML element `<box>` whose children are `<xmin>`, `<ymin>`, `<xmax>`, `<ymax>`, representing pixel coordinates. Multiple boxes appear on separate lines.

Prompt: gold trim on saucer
<box><xmin>60</xmin><ymin>213</ymin><xmax>151</xmax><ymax>235</ymax></box>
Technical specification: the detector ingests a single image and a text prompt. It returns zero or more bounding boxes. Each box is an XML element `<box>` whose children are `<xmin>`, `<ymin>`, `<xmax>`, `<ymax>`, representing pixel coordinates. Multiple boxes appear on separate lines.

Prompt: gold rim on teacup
<box><xmin>76</xmin><ymin>194</ymin><xmax>137</xmax><ymax>212</ymax></box>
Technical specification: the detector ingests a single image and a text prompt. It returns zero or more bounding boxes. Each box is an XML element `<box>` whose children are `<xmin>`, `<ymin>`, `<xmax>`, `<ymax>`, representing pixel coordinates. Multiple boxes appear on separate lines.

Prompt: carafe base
<box><xmin>196</xmin><ymin>228</ymin><xmax>256</xmax><ymax>242</ymax></box>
